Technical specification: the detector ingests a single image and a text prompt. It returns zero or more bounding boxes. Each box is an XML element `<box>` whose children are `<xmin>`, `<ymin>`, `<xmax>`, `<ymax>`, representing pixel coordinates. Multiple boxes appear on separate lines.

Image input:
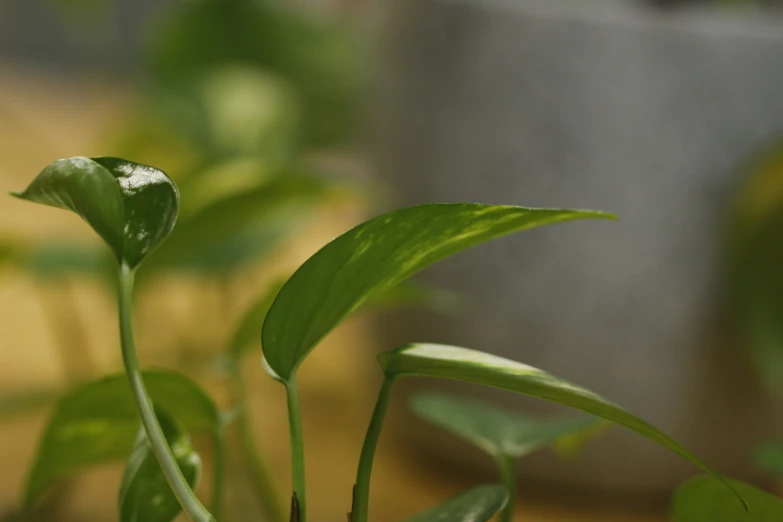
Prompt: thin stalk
<box><xmin>284</xmin><ymin>377</ymin><xmax>306</xmax><ymax>522</ymax></box>
<box><xmin>496</xmin><ymin>455</ymin><xmax>517</xmax><ymax>522</ymax></box>
<box><xmin>233</xmin><ymin>364</ymin><xmax>287</xmax><ymax>522</ymax></box>
<box><xmin>212</xmin><ymin>427</ymin><xmax>226</xmax><ymax>521</ymax></box>
<box><xmin>352</xmin><ymin>377</ymin><xmax>396</xmax><ymax>522</ymax></box>
<box><xmin>118</xmin><ymin>263</ymin><xmax>215</xmax><ymax>522</ymax></box>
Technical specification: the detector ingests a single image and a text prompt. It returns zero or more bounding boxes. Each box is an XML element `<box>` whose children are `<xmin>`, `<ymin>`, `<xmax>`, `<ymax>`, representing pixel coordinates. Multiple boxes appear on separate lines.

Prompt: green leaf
<box><xmin>25</xmin><ymin>371</ymin><xmax>217</xmax><ymax>506</ymax></box>
<box><xmin>365</xmin><ymin>281</ymin><xmax>460</xmax><ymax>314</ymax></box>
<box><xmin>0</xmin><ymin>239</ymin><xmax>19</xmax><ymax>268</ymax></box>
<box><xmin>230</xmin><ymin>278</ymin><xmax>449</xmax><ymax>360</ymax></box>
<box><xmin>672</xmin><ymin>475</ymin><xmax>783</xmax><ymax>521</ymax></box>
<box><xmin>12</xmin><ymin>157</ymin><xmax>179</xmax><ymax>268</ymax></box>
<box><xmin>140</xmin><ymin>169</ymin><xmax>340</xmax><ymax>277</ymax></box>
<box><xmin>406</xmin><ymin>485</ymin><xmax>508</xmax><ymax>522</ymax></box>
<box><xmin>0</xmin><ymin>388</ymin><xmax>62</xmax><ymax>421</ymax></box>
<box><xmin>380</xmin><ymin>343</ymin><xmax>744</xmax><ymax>509</ymax></box>
<box><xmin>410</xmin><ymin>391</ymin><xmax>598</xmax><ymax>459</ymax></box>
<box><xmin>755</xmin><ymin>441</ymin><xmax>783</xmax><ymax>477</ymax></box>
<box><xmin>262</xmin><ymin>203</ymin><xmax>613</xmax><ymax>381</ymax></box>
<box><xmin>119</xmin><ymin>409</ymin><xmax>201</xmax><ymax>522</ymax></box>
<box><xmin>148</xmin><ymin>0</ymin><xmax>363</xmax><ymax>146</ymax></box>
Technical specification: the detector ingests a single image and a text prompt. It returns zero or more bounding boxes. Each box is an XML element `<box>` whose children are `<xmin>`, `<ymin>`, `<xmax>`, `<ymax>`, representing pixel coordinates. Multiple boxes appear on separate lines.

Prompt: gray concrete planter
<box><xmin>373</xmin><ymin>0</ymin><xmax>783</xmax><ymax>493</ymax></box>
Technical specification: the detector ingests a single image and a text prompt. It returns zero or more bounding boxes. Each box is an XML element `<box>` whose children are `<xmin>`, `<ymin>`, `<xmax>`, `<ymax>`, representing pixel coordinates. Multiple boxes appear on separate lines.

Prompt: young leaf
<box><xmin>380</xmin><ymin>343</ymin><xmax>744</xmax><ymax>508</ymax></box>
<box><xmin>25</xmin><ymin>371</ymin><xmax>218</xmax><ymax>506</ymax></box>
<box><xmin>755</xmin><ymin>441</ymin><xmax>783</xmax><ymax>477</ymax></box>
<box><xmin>119</xmin><ymin>409</ymin><xmax>201</xmax><ymax>522</ymax></box>
<box><xmin>262</xmin><ymin>204</ymin><xmax>613</xmax><ymax>381</ymax></box>
<box><xmin>410</xmin><ymin>391</ymin><xmax>598</xmax><ymax>459</ymax></box>
<box><xmin>12</xmin><ymin>157</ymin><xmax>179</xmax><ymax>268</ymax></box>
<box><xmin>406</xmin><ymin>485</ymin><xmax>508</xmax><ymax>522</ymax></box>
<box><xmin>672</xmin><ymin>475</ymin><xmax>783</xmax><ymax>521</ymax></box>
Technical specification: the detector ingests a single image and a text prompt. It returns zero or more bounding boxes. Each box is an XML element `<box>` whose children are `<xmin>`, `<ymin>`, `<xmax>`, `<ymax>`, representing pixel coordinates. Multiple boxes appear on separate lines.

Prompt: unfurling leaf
<box><xmin>119</xmin><ymin>409</ymin><xmax>201</xmax><ymax>522</ymax></box>
<box><xmin>262</xmin><ymin>203</ymin><xmax>614</xmax><ymax>381</ymax></box>
<box><xmin>12</xmin><ymin>157</ymin><xmax>179</xmax><ymax>268</ymax></box>
<box><xmin>406</xmin><ymin>485</ymin><xmax>508</xmax><ymax>522</ymax></box>
<box><xmin>672</xmin><ymin>475</ymin><xmax>783</xmax><ymax>521</ymax></box>
<box><xmin>410</xmin><ymin>391</ymin><xmax>598</xmax><ymax>459</ymax></box>
<box><xmin>25</xmin><ymin>371</ymin><xmax>218</xmax><ymax>506</ymax></box>
<box><xmin>380</xmin><ymin>343</ymin><xmax>744</xmax><ymax>509</ymax></box>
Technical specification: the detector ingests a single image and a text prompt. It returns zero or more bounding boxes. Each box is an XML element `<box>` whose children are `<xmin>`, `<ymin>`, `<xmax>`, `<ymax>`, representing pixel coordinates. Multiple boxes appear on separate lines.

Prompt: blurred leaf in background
<box><xmin>727</xmin><ymin>141</ymin><xmax>783</xmax><ymax>399</ymax></box>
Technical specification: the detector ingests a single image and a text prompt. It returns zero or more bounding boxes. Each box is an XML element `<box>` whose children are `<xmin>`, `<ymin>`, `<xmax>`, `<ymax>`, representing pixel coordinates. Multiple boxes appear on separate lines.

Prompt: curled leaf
<box><xmin>12</xmin><ymin>157</ymin><xmax>179</xmax><ymax>268</ymax></box>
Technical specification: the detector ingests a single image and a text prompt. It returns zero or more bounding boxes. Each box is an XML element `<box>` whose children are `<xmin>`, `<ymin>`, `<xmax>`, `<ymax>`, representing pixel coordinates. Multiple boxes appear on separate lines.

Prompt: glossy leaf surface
<box><xmin>406</xmin><ymin>485</ymin><xmax>508</xmax><ymax>522</ymax></box>
<box><xmin>262</xmin><ymin>204</ymin><xmax>613</xmax><ymax>381</ymax></box>
<box><xmin>410</xmin><ymin>391</ymin><xmax>597</xmax><ymax>459</ymax></box>
<box><xmin>672</xmin><ymin>475</ymin><xmax>783</xmax><ymax>521</ymax></box>
<box><xmin>119</xmin><ymin>409</ymin><xmax>201</xmax><ymax>522</ymax></box>
<box><xmin>380</xmin><ymin>343</ymin><xmax>742</xmax><ymax>507</ymax></box>
<box><xmin>25</xmin><ymin>371</ymin><xmax>217</xmax><ymax>505</ymax></box>
<box><xmin>12</xmin><ymin>157</ymin><xmax>179</xmax><ymax>268</ymax></box>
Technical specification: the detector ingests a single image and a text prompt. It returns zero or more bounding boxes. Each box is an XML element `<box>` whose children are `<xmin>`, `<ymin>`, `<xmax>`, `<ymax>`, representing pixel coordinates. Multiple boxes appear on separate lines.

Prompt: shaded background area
<box><xmin>2</xmin><ymin>0</ymin><xmax>783</xmax><ymax>521</ymax></box>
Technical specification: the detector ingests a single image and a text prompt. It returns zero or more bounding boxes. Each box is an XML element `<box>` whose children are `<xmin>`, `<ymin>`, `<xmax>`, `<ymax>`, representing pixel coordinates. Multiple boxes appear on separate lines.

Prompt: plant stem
<box><xmin>496</xmin><ymin>455</ymin><xmax>517</xmax><ymax>522</ymax></box>
<box><xmin>232</xmin><ymin>364</ymin><xmax>287</xmax><ymax>522</ymax></box>
<box><xmin>284</xmin><ymin>377</ymin><xmax>306</xmax><ymax>522</ymax></box>
<box><xmin>352</xmin><ymin>377</ymin><xmax>396</xmax><ymax>522</ymax></box>
<box><xmin>118</xmin><ymin>263</ymin><xmax>215</xmax><ymax>522</ymax></box>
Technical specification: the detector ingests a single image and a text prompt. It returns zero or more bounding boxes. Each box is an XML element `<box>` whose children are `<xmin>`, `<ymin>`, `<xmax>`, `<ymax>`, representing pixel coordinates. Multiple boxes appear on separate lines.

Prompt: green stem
<box><xmin>496</xmin><ymin>455</ymin><xmax>517</xmax><ymax>522</ymax></box>
<box><xmin>284</xmin><ymin>377</ymin><xmax>306</xmax><ymax>522</ymax></box>
<box><xmin>352</xmin><ymin>377</ymin><xmax>396</xmax><ymax>522</ymax></box>
<box><xmin>233</xmin><ymin>365</ymin><xmax>287</xmax><ymax>522</ymax></box>
<box><xmin>118</xmin><ymin>263</ymin><xmax>215</xmax><ymax>522</ymax></box>
<box><xmin>212</xmin><ymin>427</ymin><xmax>225</xmax><ymax>521</ymax></box>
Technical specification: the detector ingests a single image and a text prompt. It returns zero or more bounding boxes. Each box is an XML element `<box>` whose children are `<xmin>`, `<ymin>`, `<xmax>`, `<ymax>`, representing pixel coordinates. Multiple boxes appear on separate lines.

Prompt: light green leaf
<box><xmin>366</xmin><ymin>281</ymin><xmax>460</xmax><ymax>314</ymax></box>
<box><xmin>410</xmin><ymin>391</ymin><xmax>598</xmax><ymax>459</ymax></box>
<box><xmin>262</xmin><ymin>204</ymin><xmax>613</xmax><ymax>381</ymax></box>
<box><xmin>672</xmin><ymin>475</ymin><xmax>783</xmax><ymax>521</ymax></box>
<box><xmin>0</xmin><ymin>388</ymin><xmax>62</xmax><ymax>421</ymax></box>
<box><xmin>406</xmin><ymin>485</ymin><xmax>508</xmax><ymax>522</ymax></box>
<box><xmin>380</xmin><ymin>343</ymin><xmax>744</xmax><ymax>509</ymax></box>
<box><xmin>119</xmin><ymin>409</ymin><xmax>201</xmax><ymax>522</ymax></box>
<box><xmin>755</xmin><ymin>441</ymin><xmax>783</xmax><ymax>477</ymax></box>
<box><xmin>12</xmin><ymin>157</ymin><xmax>179</xmax><ymax>268</ymax></box>
<box><xmin>25</xmin><ymin>371</ymin><xmax>217</xmax><ymax>506</ymax></box>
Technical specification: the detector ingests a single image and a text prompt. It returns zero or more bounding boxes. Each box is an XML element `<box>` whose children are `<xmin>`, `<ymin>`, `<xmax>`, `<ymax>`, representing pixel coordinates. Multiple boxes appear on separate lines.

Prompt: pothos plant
<box><xmin>12</xmin><ymin>157</ymin><xmax>755</xmax><ymax>522</ymax></box>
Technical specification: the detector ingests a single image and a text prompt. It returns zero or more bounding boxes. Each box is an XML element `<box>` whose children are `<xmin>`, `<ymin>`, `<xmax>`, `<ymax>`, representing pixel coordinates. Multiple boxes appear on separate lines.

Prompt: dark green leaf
<box><xmin>365</xmin><ymin>281</ymin><xmax>460</xmax><ymax>314</ymax></box>
<box><xmin>672</xmin><ymin>475</ymin><xmax>783</xmax><ymax>521</ymax></box>
<box><xmin>262</xmin><ymin>203</ymin><xmax>613</xmax><ymax>381</ymax></box>
<box><xmin>119</xmin><ymin>409</ymin><xmax>201</xmax><ymax>522</ymax></box>
<box><xmin>380</xmin><ymin>343</ymin><xmax>744</xmax><ymax>509</ymax></box>
<box><xmin>406</xmin><ymin>485</ymin><xmax>508</xmax><ymax>522</ymax></box>
<box><xmin>410</xmin><ymin>391</ymin><xmax>598</xmax><ymax>459</ymax></box>
<box><xmin>12</xmin><ymin>157</ymin><xmax>179</xmax><ymax>268</ymax></box>
<box><xmin>755</xmin><ymin>441</ymin><xmax>783</xmax><ymax>477</ymax></box>
<box><xmin>25</xmin><ymin>371</ymin><xmax>217</xmax><ymax>506</ymax></box>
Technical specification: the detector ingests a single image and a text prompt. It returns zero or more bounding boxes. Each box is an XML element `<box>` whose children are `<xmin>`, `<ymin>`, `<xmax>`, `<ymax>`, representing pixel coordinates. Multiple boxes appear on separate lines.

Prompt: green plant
<box><xmin>10</xmin><ymin>156</ymin><xmax>749</xmax><ymax>522</ymax></box>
